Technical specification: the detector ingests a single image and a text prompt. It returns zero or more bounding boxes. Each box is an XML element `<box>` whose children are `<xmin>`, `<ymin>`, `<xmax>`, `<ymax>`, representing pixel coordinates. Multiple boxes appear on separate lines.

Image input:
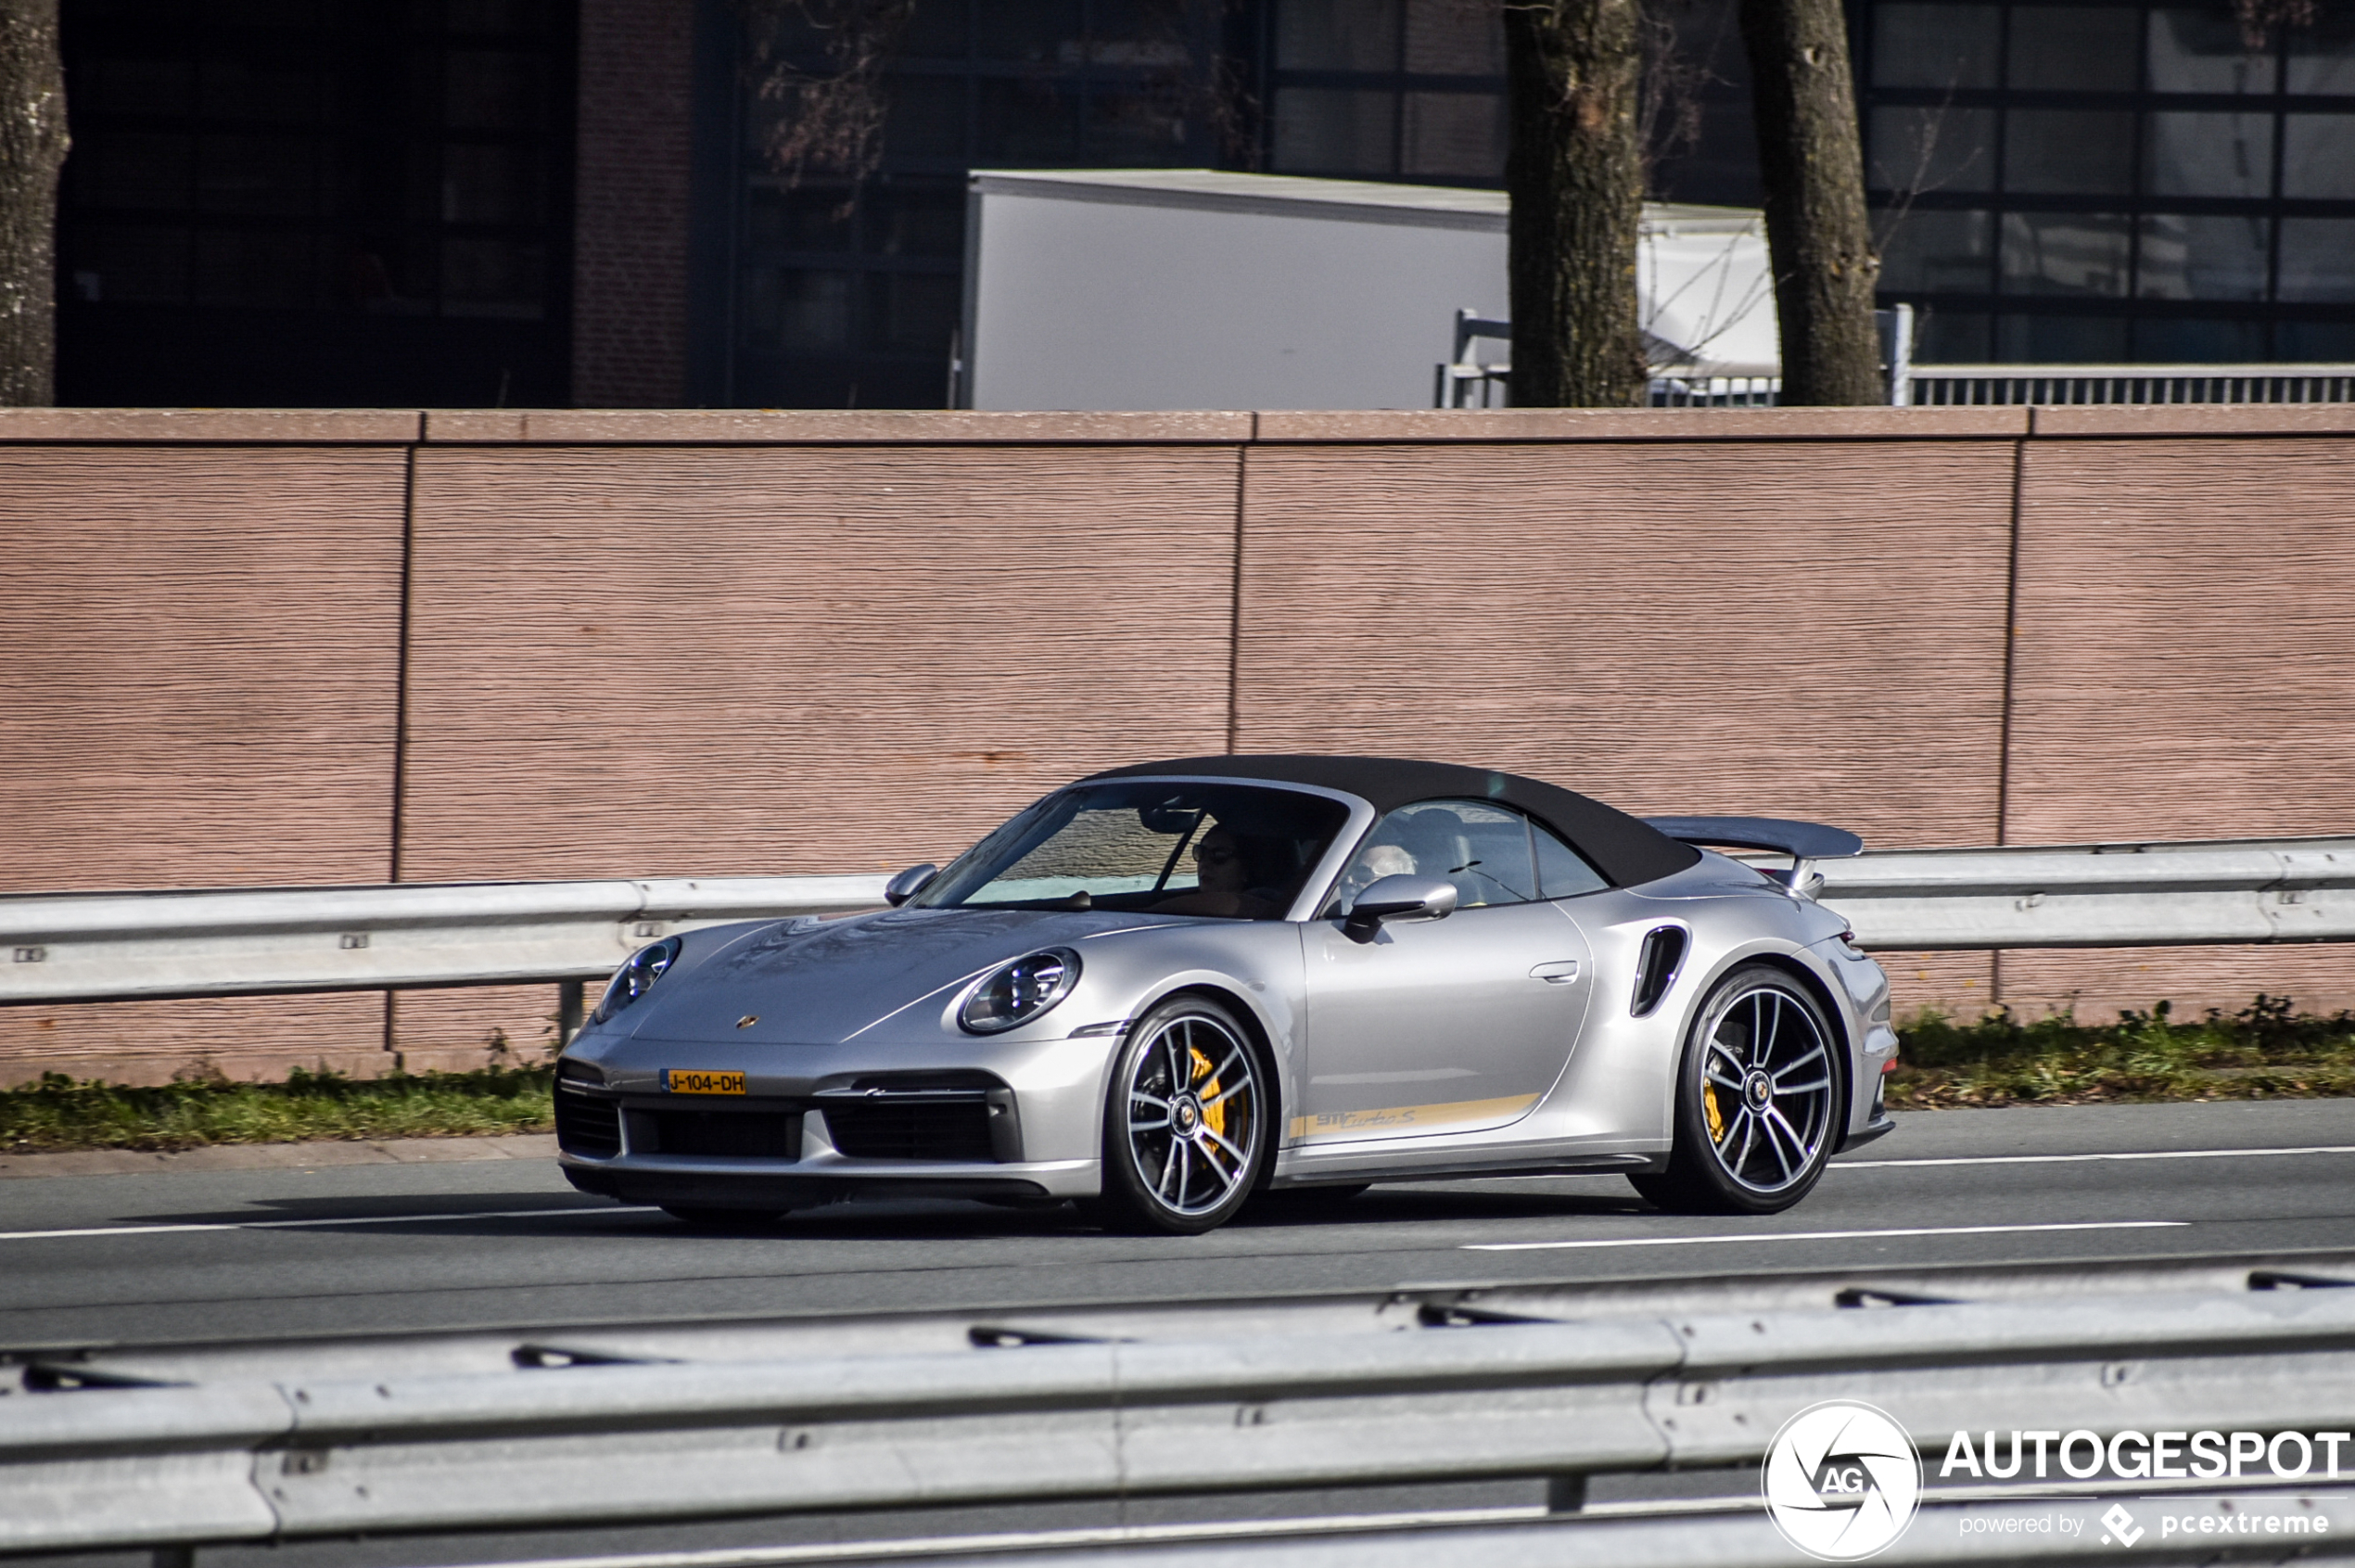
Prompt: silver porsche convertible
<box><xmin>554</xmin><ymin>756</ymin><xmax>1897</xmax><ymax>1234</ymax></box>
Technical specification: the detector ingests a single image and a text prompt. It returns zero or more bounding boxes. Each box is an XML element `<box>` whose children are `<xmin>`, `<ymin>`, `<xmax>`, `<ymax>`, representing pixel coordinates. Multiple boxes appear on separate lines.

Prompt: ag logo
<box><xmin>1762</xmin><ymin>1400</ymin><xmax>1924</xmax><ymax>1561</ymax></box>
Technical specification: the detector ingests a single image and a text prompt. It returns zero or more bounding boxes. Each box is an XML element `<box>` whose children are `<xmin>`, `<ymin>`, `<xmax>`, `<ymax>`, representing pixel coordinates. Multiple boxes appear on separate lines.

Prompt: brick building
<box><xmin>50</xmin><ymin>0</ymin><xmax>2355</xmax><ymax>409</ymax></box>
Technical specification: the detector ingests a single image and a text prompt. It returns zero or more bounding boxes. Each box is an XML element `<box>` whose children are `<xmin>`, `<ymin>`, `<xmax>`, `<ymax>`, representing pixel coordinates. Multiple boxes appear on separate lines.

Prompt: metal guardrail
<box><xmin>8</xmin><ymin>1263</ymin><xmax>2355</xmax><ymax>1560</ymax></box>
<box><xmin>0</xmin><ymin>875</ymin><xmax>890</xmax><ymax>1005</ymax></box>
<box><xmin>1818</xmin><ymin>835</ymin><xmax>2355</xmax><ymax>950</ymax></box>
<box><xmin>1</xmin><ymin>836</ymin><xmax>2350</xmax><ymax>1009</ymax></box>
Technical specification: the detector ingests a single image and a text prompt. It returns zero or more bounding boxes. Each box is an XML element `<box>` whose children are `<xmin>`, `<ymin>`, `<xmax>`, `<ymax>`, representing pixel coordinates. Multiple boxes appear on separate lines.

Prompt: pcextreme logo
<box><xmin>1763</xmin><ymin>1401</ymin><xmax>1926</xmax><ymax>1561</ymax></box>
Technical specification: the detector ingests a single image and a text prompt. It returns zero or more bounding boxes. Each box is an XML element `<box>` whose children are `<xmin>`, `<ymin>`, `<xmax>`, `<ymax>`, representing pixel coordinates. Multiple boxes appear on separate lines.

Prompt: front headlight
<box><xmin>959</xmin><ymin>949</ymin><xmax>1081</xmax><ymax>1034</ymax></box>
<box><xmin>592</xmin><ymin>936</ymin><xmax>682</xmax><ymax>1024</ymax></box>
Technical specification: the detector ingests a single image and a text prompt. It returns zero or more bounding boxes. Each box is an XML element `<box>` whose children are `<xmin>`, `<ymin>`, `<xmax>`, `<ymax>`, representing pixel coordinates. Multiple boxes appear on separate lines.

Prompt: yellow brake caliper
<box><xmin>1190</xmin><ymin>1046</ymin><xmax>1228</xmax><ymax>1141</ymax></box>
<box><xmin>1703</xmin><ymin>1081</ymin><xmax>1726</xmax><ymax>1143</ymax></box>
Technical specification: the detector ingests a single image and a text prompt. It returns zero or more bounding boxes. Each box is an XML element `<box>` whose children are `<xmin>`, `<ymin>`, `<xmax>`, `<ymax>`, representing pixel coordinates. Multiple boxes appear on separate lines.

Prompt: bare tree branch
<box><xmin>745</xmin><ymin>0</ymin><xmax>916</xmax><ymax>197</ymax></box>
<box><xmin>2234</xmin><ymin>0</ymin><xmax>2316</xmax><ymax>48</ymax></box>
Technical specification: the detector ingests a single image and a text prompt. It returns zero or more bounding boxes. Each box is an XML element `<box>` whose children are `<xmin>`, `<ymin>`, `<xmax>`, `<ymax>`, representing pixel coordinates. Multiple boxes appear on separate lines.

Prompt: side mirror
<box><xmin>884</xmin><ymin>863</ymin><xmax>939</xmax><ymax>907</ymax></box>
<box><xmin>1343</xmin><ymin>874</ymin><xmax>1458</xmax><ymax>939</ymax></box>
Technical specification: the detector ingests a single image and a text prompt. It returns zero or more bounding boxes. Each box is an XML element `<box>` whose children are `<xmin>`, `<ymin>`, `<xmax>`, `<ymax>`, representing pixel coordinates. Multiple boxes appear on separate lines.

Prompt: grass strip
<box><xmin>1887</xmin><ymin>995</ymin><xmax>2355</xmax><ymax>1109</ymax></box>
<box><xmin>0</xmin><ymin>1064</ymin><xmax>555</xmax><ymax>1154</ymax></box>
<box><xmin>4</xmin><ymin>993</ymin><xmax>2351</xmax><ymax>1152</ymax></box>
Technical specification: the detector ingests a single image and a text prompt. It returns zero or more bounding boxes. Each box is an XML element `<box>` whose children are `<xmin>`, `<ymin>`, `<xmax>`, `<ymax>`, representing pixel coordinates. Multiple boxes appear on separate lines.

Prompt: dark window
<box><xmin>57</xmin><ymin>0</ymin><xmax>573</xmax><ymax>406</ymax></box>
<box><xmin>1534</xmin><ymin>821</ymin><xmax>1610</xmax><ymax>899</ymax></box>
<box><xmin>727</xmin><ymin>0</ymin><xmax>1248</xmax><ymax>409</ymax></box>
<box><xmin>2000</xmin><ymin>210</ymin><xmax>2133</xmax><ymax>296</ymax></box>
<box><xmin>2284</xmin><ymin>115</ymin><xmax>2355</xmax><ymax>198</ymax></box>
<box><xmin>2004</xmin><ymin>110</ymin><xmax>2138</xmax><ymax>196</ymax></box>
<box><xmin>1996</xmin><ymin>311</ymin><xmax>2131</xmax><ymax>359</ymax></box>
<box><xmin>1865</xmin><ymin>0</ymin><xmax>2355</xmax><ymax>363</ymax></box>
<box><xmin>2148</xmin><ymin>6</ymin><xmax>2274</xmax><ymax>92</ymax></box>
<box><xmin>1874</xmin><ymin>3</ymin><xmax>2001</xmax><ymax>87</ymax></box>
<box><xmin>2280</xmin><ymin>218</ymin><xmax>2355</xmax><ymax>300</ymax></box>
<box><xmin>1870</xmin><ymin>105</ymin><xmax>1997</xmax><ymax>193</ymax></box>
<box><xmin>2136</xmin><ymin>212</ymin><xmax>2271</xmax><ymax>299</ymax></box>
<box><xmin>2007</xmin><ymin>6</ymin><xmax>2142</xmax><ymax>90</ymax></box>
<box><xmin>1881</xmin><ymin>208</ymin><xmax>1997</xmax><ymax>293</ymax></box>
<box><xmin>1341</xmin><ymin>799</ymin><xmax>1540</xmax><ymax>911</ymax></box>
<box><xmin>2286</xmin><ymin>9</ymin><xmax>2355</xmax><ymax>93</ymax></box>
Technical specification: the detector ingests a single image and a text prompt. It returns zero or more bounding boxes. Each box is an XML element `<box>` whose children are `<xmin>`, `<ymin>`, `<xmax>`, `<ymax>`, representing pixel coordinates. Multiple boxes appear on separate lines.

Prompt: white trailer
<box><xmin>958</xmin><ymin>168</ymin><xmax>1776</xmax><ymax>412</ymax></box>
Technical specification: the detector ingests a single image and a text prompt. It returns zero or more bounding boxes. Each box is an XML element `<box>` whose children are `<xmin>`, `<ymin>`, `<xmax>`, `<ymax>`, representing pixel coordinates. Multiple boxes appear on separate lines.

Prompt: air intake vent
<box><xmin>652</xmin><ymin>1109</ymin><xmax>800</xmax><ymax>1159</ymax></box>
<box><xmin>824</xmin><ymin>1102</ymin><xmax>998</xmax><ymax>1163</ymax></box>
<box><xmin>1632</xmin><ymin>926</ymin><xmax>1688</xmax><ymax>1016</ymax></box>
<box><xmin>554</xmin><ymin>1091</ymin><xmax>621</xmax><ymax>1157</ymax></box>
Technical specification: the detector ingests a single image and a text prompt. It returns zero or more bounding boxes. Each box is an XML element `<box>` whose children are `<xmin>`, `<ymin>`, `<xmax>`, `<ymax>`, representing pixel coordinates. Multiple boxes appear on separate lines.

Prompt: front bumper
<box><xmin>561</xmin><ymin>1156</ymin><xmax>1100</xmax><ymax>1208</ymax></box>
<box><xmin>554</xmin><ymin>1076</ymin><xmax>1101</xmax><ymax>1205</ymax></box>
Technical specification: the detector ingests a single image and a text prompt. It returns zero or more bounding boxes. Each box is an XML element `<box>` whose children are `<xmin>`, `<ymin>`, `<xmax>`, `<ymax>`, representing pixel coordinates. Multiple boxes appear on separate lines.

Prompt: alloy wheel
<box><xmin>1697</xmin><ymin>984</ymin><xmax>1837</xmax><ymax>1195</ymax></box>
<box><xmin>1123</xmin><ymin>1009</ymin><xmax>1262</xmax><ymax>1219</ymax></box>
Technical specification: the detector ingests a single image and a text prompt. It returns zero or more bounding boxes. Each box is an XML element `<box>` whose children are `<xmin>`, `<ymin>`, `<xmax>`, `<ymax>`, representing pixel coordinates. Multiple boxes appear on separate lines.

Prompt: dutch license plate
<box><xmin>664</xmin><ymin>1069</ymin><xmax>746</xmax><ymax>1095</ymax></box>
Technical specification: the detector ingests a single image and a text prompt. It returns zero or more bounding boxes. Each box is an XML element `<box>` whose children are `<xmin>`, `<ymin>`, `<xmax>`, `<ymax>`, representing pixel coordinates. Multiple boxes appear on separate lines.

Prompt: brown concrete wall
<box><xmin>3</xmin><ymin>404</ymin><xmax>2353</xmax><ymax>1082</ymax></box>
<box><xmin>0</xmin><ymin>423</ymin><xmax>411</xmax><ymax>1083</ymax></box>
<box><xmin>1232</xmin><ymin>419</ymin><xmax>2021</xmax><ymax>1022</ymax></box>
<box><xmin>386</xmin><ymin>422</ymin><xmax>1245</xmax><ymax>1062</ymax></box>
<box><xmin>2001</xmin><ymin>426</ymin><xmax>2355</xmax><ymax>1017</ymax></box>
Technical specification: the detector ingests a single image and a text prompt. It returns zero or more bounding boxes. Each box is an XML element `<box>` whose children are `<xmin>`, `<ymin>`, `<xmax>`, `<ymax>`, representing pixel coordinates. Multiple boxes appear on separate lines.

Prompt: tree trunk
<box><xmin>0</xmin><ymin>0</ymin><xmax>66</xmax><ymax>407</ymax></box>
<box><xmin>1740</xmin><ymin>0</ymin><xmax>1882</xmax><ymax>404</ymax></box>
<box><xmin>1504</xmin><ymin>0</ymin><xmax>1648</xmax><ymax>408</ymax></box>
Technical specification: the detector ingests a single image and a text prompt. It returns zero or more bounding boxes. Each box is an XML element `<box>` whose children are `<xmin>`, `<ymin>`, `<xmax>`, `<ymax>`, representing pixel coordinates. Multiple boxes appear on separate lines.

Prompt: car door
<box><xmin>1297</xmin><ymin>799</ymin><xmax>1598</xmax><ymax>1146</ymax></box>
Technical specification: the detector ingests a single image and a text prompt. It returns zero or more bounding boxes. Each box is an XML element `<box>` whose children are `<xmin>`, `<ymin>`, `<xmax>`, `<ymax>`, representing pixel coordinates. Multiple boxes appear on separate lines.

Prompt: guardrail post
<box><xmin>557</xmin><ymin>979</ymin><xmax>584</xmax><ymax>1046</ymax></box>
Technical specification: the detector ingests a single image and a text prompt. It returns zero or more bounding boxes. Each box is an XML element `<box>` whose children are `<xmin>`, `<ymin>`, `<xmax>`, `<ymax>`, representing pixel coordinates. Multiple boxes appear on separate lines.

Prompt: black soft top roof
<box><xmin>1084</xmin><ymin>754</ymin><xmax>1701</xmax><ymax>889</ymax></box>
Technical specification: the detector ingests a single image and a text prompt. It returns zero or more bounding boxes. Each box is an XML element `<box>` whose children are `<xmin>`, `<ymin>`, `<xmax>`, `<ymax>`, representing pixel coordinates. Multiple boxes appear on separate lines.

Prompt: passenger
<box><xmin>1330</xmin><ymin>840</ymin><xmax>1416</xmax><ymax>911</ymax></box>
<box><xmin>1151</xmin><ymin>825</ymin><xmax>1284</xmax><ymax>919</ymax></box>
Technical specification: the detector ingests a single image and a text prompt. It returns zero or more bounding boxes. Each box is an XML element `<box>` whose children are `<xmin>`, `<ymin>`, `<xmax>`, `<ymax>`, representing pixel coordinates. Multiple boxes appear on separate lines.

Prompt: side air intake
<box><xmin>1632</xmin><ymin>926</ymin><xmax>1688</xmax><ymax>1017</ymax></box>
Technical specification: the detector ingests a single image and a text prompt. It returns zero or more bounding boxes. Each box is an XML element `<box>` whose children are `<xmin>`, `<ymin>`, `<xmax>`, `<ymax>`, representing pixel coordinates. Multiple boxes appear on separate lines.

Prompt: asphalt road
<box><xmin>2</xmin><ymin>1099</ymin><xmax>2350</xmax><ymax>1350</ymax></box>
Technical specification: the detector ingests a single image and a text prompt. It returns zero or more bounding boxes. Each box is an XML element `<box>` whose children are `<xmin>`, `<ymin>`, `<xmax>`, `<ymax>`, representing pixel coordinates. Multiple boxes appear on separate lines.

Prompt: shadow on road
<box><xmin>119</xmin><ymin>1177</ymin><xmax>1654</xmax><ymax>1241</ymax></box>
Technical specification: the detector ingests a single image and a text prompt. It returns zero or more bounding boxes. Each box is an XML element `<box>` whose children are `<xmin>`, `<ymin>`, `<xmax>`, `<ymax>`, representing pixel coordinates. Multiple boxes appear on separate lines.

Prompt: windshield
<box><xmin>913</xmin><ymin>782</ymin><xmax>1354</xmax><ymax>920</ymax></box>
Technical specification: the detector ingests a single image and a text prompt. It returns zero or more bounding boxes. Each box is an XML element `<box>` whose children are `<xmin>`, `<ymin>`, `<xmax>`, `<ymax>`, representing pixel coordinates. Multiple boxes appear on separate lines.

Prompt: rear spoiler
<box><xmin>1642</xmin><ymin>816</ymin><xmax>1865</xmax><ymax>860</ymax></box>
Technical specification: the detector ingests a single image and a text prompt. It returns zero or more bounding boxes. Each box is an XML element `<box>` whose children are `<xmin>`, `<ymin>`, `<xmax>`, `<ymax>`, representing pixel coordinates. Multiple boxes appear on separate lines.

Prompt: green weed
<box><xmin>0</xmin><ymin>1064</ymin><xmax>555</xmax><ymax>1153</ymax></box>
<box><xmin>6</xmin><ymin>995</ymin><xmax>2350</xmax><ymax>1151</ymax></box>
<box><xmin>1889</xmin><ymin>995</ymin><xmax>2355</xmax><ymax>1108</ymax></box>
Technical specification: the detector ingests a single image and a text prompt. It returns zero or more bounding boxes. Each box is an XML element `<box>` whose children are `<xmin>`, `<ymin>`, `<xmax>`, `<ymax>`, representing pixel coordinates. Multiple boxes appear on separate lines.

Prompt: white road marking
<box><xmin>1464</xmin><ymin>1219</ymin><xmax>2186</xmax><ymax>1253</ymax></box>
<box><xmin>1839</xmin><ymin>1143</ymin><xmax>2355</xmax><ymax>1169</ymax></box>
<box><xmin>0</xmin><ymin>1205</ymin><xmax>657</xmax><ymax>1243</ymax></box>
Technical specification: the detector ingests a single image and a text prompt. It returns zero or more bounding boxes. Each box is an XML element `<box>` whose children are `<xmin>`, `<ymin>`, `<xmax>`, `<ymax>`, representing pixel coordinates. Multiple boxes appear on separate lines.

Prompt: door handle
<box><xmin>1529</xmin><ymin>960</ymin><xmax>1581</xmax><ymax>983</ymax></box>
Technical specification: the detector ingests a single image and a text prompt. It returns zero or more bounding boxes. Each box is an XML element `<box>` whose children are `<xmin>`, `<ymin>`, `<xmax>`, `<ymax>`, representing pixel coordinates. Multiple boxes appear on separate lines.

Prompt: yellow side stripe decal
<box><xmin>1288</xmin><ymin>1093</ymin><xmax>1539</xmax><ymax>1141</ymax></box>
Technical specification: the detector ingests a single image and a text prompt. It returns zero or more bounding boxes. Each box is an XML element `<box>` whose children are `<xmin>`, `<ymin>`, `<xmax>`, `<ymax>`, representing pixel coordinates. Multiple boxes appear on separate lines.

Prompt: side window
<box><xmin>1336</xmin><ymin>798</ymin><xmax>1539</xmax><ymax>911</ymax></box>
<box><xmin>1533</xmin><ymin>819</ymin><xmax>1610</xmax><ymax>898</ymax></box>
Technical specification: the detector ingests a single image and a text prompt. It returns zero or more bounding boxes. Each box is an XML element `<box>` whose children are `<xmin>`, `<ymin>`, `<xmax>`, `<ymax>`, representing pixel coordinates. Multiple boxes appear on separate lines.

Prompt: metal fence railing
<box><xmin>1904</xmin><ymin>365</ymin><xmax>2355</xmax><ymax>406</ymax></box>
<box><xmin>3</xmin><ymin>836</ymin><xmax>2349</xmax><ymax>1014</ymax></box>
<box><xmin>1433</xmin><ymin>306</ymin><xmax>2355</xmax><ymax>411</ymax></box>
<box><xmin>9</xmin><ymin>1257</ymin><xmax>2355</xmax><ymax>1562</ymax></box>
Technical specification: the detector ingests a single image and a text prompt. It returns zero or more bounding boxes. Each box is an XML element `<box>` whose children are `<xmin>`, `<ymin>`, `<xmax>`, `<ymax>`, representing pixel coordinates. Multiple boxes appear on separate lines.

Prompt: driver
<box><xmin>1150</xmin><ymin>825</ymin><xmax>1284</xmax><ymax>920</ymax></box>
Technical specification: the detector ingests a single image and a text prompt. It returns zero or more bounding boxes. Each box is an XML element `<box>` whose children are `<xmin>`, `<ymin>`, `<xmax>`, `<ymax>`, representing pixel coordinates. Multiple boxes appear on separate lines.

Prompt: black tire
<box><xmin>1095</xmin><ymin>994</ymin><xmax>1273</xmax><ymax>1236</ymax></box>
<box><xmin>1631</xmin><ymin>963</ymin><xmax>1846</xmax><ymax>1216</ymax></box>
<box><xmin>659</xmin><ymin>1205</ymin><xmax>783</xmax><ymax>1227</ymax></box>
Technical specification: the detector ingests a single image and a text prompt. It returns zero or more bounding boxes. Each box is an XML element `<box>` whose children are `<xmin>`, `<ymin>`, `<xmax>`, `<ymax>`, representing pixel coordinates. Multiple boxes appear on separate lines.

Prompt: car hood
<box><xmin>610</xmin><ymin>905</ymin><xmax>1188</xmax><ymax>1045</ymax></box>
